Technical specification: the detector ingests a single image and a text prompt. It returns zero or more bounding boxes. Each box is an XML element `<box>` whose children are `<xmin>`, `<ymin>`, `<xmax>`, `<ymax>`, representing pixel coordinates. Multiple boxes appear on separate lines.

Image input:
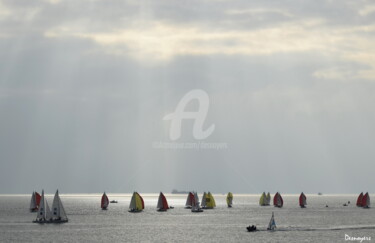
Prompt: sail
<box><xmin>185</xmin><ymin>192</ymin><xmax>194</xmax><ymax>207</ymax></box>
<box><xmin>362</xmin><ymin>192</ymin><xmax>370</xmax><ymax>207</ymax></box>
<box><xmin>267</xmin><ymin>212</ymin><xmax>276</xmax><ymax>230</ymax></box>
<box><xmin>201</xmin><ymin>192</ymin><xmax>207</xmax><ymax>207</ymax></box>
<box><xmin>299</xmin><ymin>192</ymin><xmax>307</xmax><ymax>207</ymax></box>
<box><xmin>266</xmin><ymin>192</ymin><xmax>271</xmax><ymax>205</ymax></box>
<box><xmin>101</xmin><ymin>192</ymin><xmax>109</xmax><ymax>209</ymax></box>
<box><xmin>357</xmin><ymin>192</ymin><xmax>363</xmax><ymax>207</ymax></box>
<box><xmin>273</xmin><ymin>192</ymin><xmax>283</xmax><ymax>207</ymax></box>
<box><xmin>136</xmin><ymin>192</ymin><xmax>144</xmax><ymax>210</ymax></box>
<box><xmin>207</xmin><ymin>192</ymin><xmax>216</xmax><ymax>208</ymax></box>
<box><xmin>157</xmin><ymin>192</ymin><xmax>169</xmax><ymax>210</ymax></box>
<box><xmin>129</xmin><ymin>192</ymin><xmax>137</xmax><ymax>209</ymax></box>
<box><xmin>52</xmin><ymin>190</ymin><xmax>68</xmax><ymax>220</ymax></box>
<box><xmin>194</xmin><ymin>192</ymin><xmax>200</xmax><ymax>206</ymax></box>
<box><xmin>226</xmin><ymin>192</ymin><xmax>233</xmax><ymax>207</ymax></box>
<box><xmin>30</xmin><ymin>191</ymin><xmax>36</xmax><ymax>210</ymax></box>
<box><xmin>259</xmin><ymin>192</ymin><xmax>267</xmax><ymax>206</ymax></box>
<box><xmin>36</xmin><ymin>190</ymin><xmax>52</xmax><ymax>221</ymax></box>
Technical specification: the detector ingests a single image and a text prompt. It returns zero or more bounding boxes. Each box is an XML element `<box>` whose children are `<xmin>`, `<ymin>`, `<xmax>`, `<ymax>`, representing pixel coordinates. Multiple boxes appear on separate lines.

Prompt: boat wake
<box><xmin>266</xmin><ymin>225</ymin><xmax>375</xmax><ymax>232</ymax></box>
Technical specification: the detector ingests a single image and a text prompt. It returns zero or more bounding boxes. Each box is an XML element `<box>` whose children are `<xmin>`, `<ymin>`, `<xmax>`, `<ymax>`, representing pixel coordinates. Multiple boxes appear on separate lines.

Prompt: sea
<box><xmin>0</xmin><ymin>194</ymin><xmax>373</xmax><ymax>242</ymax></box>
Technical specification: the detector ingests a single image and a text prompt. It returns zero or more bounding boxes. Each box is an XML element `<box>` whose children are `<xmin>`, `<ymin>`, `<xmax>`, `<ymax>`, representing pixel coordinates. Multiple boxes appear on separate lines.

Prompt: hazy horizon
<box><xmin>1</xmin><ymin>0</ymin><xmax>375</xmax><ymax>194</ymax></box>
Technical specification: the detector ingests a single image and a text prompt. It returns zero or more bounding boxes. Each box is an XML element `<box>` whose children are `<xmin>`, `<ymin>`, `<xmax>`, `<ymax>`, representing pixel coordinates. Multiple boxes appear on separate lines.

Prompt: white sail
<box><xmin>367</xmin><ymin>194</ymin><xmax>371</xmax><ymax>207</ymax></box>
<box><xmin>267</xmin><ymin>212</ymin><xmax>276</xmax><ymax>231</ymax></box>
<box><xmin>194</xmin><ymin>192</ymin><xmax>200</xmax><ymax>206</ymax></box>
<box><xmin>129</xmin><ymin>192</ymin><xmax>136</xmax><ymax>209</ymax></box>
<box><xmin>36</xmin><ymin>190</ymin><xmax>51</xmax><ymax>221</ymax></box>
<box><xmin>30</xmin><ymin>191</ymin><xmax>36</xmax><ymax>210</ymax></box>
<box><xmin>52</xmin><ymin>190</ymin><xmax>68</xmax><ymax>221</ymax></box>
<box><xmin>157</xmin><ymin>192</ymin><xmax>163</xmax><ymax>209</ymax></box>
<box><xmin>201</xmin><ymin>192</ymin><xmax>207</xmax><ymax>207</ymax></box>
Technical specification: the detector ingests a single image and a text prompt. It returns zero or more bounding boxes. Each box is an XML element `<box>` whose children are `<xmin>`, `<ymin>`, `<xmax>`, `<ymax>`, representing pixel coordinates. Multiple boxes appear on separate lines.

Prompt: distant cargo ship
<box><xmin>171</xmin><ymin>189</ymin><xmax>189</xmax><ymax>194</ymax></box>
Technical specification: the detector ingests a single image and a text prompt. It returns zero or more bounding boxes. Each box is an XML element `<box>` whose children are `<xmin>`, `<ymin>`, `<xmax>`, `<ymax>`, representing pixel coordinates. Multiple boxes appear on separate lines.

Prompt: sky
<box><xmin>0</xmin><ymin>0</ymin><xmax>375</xmax><ymax>194</ymax></box>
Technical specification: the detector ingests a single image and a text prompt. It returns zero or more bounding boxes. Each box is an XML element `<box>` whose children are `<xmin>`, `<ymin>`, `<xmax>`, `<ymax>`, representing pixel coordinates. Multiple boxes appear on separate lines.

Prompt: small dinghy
<box><xmin>33</xmin><ymin>190</ymin><xmax>52</xmax><ymax>223</ymax></box>
<box><xmin>267</xmin><ymin>212</ymin><xmax>276</xmax><ymax>231</ymax></box>
<box><xmin>51</xmin><ymin>190</ymin><xmax>68</xmax><ymax>223</ymax></box>
<box><xmin>273</xmin><ymin>192</ymin><xmax>283</xmax><ymax>208</ymax></box>
<box><xmin>128</xmin><ymin>192</ymin><xmax>144</xmax><ymax>213</ymax></box>
<box><xmin>191</xmin><ymin>192</ymin><xmax>203</xmax><ymax>213</ymax></box>
<box><xmin>110</xmin><ymin>200</ymin><xmax>118</xmax><ymax>203</ymax></box>
<box><xmin>157</xmin><ymin>192</ymin><xmax>169</xmax><ymax>212</ymax></box>
<box><xmin>299</xmin><ymin>192</ymin><xmax>307</xmax><ymax>208</ymax></box>
<box><xmin>101</xmin><ymin>192</ymin><xmax>109</xmax><ymax>210</ymax></box>
<box><xmin>29</xmin><ymin>191</ymin><xmax>41</xmax><ymax>212</ymax></box>
<box><xmin>246</xmin><ymin>225</ymin><xmax>257</xmax><ymax>232</ymax></box>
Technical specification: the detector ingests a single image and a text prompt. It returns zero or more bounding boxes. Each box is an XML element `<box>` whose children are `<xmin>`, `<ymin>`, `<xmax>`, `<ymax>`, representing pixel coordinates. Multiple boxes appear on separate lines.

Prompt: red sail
<box><xmin>357</xmin><ymin>192</ymin><xmax>363</xmax><ymax>206</ymax></box>
<box><xmin>161</xmin><ymin>193</ymin><xmax>169</xmax><ymax>209</ymax></box>
<box><xmin>137</xmin><ymin>193</ymin><xmax>145</xmax><ymax>209</ymax></box>
<box><xmin>190</xmin><ymin>192</ymin><xmax>196</xmax><ymax>206</ymax></box>
<box><xmin>273</xmin><ymin>192</ymin><xmax>278</xmax><ymax>206</ymax></box>
<box><xmin>35</xmin><ymin>192</ymin><xmax>41</xmax><ymax>207</ymax></box>
<box><xmin>361</xmin><ymin>193</ymin><xmax>369</xmax><ymax>207</ymax></box>
<box><xmin>101</xmin><ymin>193</ymin><xmax>109</xmax><ymax>209</ymax></box>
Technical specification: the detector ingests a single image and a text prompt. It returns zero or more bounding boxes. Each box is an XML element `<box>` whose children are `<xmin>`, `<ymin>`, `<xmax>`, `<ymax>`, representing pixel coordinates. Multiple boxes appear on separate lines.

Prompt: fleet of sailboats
<box><xmin>299</xmin><ymin>192</ymin><xmax>307</xmax><ymax>208</ymax></box>
<box><xmin>157</xmin><ymin>192</ymin><xmax>169</xmax><ymax>211</ymax></box>
<box><xmin>33</xmin><ymin>190</ymin><xmax>68</xmax><ymax>223</ymax></box>
<box><xmin>101</xmin><ymin>192</ymin><xmax>109</xmax><ymax>210</ymax></box>
<box><xmin>226</xmin><ymin>192</ymin><xmax>233</xmax><ymax>208</ymax></box>
<box><xmin>273</xmin><ymin>192</ymin><xmax>283</xmax><ymax>208</ymax></box>
<box><xmin>29</xmin><ymin>191</ymin><xmax>41</xmax><ymax>212</ymax></box>
<box><xmin>129</xmin><ymin>192</ymin><xmax>144</xmax><ymax>213</ymax></box>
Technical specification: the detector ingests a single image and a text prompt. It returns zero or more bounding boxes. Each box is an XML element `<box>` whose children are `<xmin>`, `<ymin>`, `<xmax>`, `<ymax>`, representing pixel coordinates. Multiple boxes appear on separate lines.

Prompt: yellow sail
<box><xmin>226</xmin><ymin>192</ymin><xmax>233</xmax><ymax>207</ymax></box>
<box><xmin>135</xmin><ymin>193</ymin><xmax>143</xmax><ymax>210</ymax></box>
<box><xmin>206</xmin><ymin>192</ymin><xmax>216</xmax><ymax>208</ymax></box>
<box><xmin>259</xmin><ymin>192</ymin><xmax>267</xmax><ymax>206</ymax></box>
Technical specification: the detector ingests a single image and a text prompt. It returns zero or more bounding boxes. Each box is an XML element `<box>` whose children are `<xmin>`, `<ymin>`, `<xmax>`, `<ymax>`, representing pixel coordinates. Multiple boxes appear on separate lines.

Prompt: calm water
<box><xmin>0</xmin><ymin>194</ymin><xmax>373</xmax><ymax>242</ymax></box>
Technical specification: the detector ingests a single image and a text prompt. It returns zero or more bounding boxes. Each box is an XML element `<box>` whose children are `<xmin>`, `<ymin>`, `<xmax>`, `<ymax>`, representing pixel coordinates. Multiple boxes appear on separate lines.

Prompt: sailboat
<box><xmin>191</xmin><ymin>192</ymin><xmax>203</xmax><ymax>212</ymax></box>
<box><xmin>51</xmin><ymin>190</ymin><xmax>68</xmax><ymax>223</ymax></box>
<box><xmin>157</xmin><ymin>192</ymin><xmax>169</xmax><ymax>211</ymax></box>
<box><xmin>226</xmin><ymin>192</ymin><xmax>233</xmax><ymax>208</ymax></box>
<box><xmin>273</xmin><ymin>192</ymin><xmax>283</xmax><ymax>208</ymax></box>
<box><xmin>266</xmin><ymin>192</ymin><xmax>271</xmax><ymax>205</ymax></box>
<box><xmin>202</xmin><ymin>192</ymin><xmax>216</xmax><ymax>209</ymax></box>
<box><xmin>259</xmin><ymin>192</ymin><xmax>267</xmax><ymax>206</ymax></box>
<box><xmin>129</xmin><ymin>192</ymin><xmax>144</xmax><ymax>213</ymax></box>
<box><xmin>361</xmin><ymin>192</ymin><xmax>370</xmax><ymax>208</ymax></box>
<box><xmin>357</xmin><ymin>192</ymin><xmax>364</xmax><ymax>207</ymax></box>
<box><xmin>299</xmin><ymin>192</ymin><xmax>307</xmax><ymax>208</ymax></box>
<box><xmin>30</xmin><ymin>191</ymin><xmax>41</xmax><ymax>212</ymax></box>
<box><xmin>33</xmin><ymin>190</ymin><xmax>52</xmax><ymax>223</ymax></box>
<box><xmin>185</xmin><ymin>192</ymin><xmax>194</xmax><ymax>209</ymax></box>
<box><xmin>101</xmin><ymin>192</ymin><xmax>109</xmax><ymax>210</ymax></box>
<box><xmin>201</xmin><ymin>192</ymin><xmax>207</xmax><ymax>208</ymax></box>
<box><xmin>267</xmin><ymin>212</ymin><xmax>276</xmax><ymax>231</ymax></box>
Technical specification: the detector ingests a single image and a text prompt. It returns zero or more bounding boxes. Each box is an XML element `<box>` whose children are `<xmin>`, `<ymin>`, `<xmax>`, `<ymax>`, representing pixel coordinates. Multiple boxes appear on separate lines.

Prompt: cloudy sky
<box><xmin>1</xmin><ymin>0</ymin><xmax>374</xmax><ymax>193</ymax></box>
